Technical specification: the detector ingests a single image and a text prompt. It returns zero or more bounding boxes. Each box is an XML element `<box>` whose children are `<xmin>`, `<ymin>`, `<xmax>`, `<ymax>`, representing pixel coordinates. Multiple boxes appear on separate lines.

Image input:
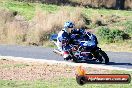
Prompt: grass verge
<box><xmin>0</xmin><ymin>58</ymin><xmax>132</xmax><ymax>88</ymax></box>
<box><xmin>99</xmin><ymin>40</ymin><xmax>132</xmax><ymax>52</ymax></box>
<box><xmin>0</xmin><ymin>77</ymin><xmax>132</xmax><ymax>88</ymax></box>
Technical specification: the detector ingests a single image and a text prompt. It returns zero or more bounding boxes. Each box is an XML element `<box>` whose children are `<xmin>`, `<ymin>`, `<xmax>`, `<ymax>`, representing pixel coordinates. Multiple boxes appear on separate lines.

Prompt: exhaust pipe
<box><xmin>53</xmin><ymin>49</ymin><xmax>63</xmax><ymax>56</ymax></box>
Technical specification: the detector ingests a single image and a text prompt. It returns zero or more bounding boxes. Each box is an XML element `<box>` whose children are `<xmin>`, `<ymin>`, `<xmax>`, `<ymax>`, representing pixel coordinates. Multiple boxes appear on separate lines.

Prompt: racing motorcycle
<box><xmin>50</xmin><ymin>31</ymin><xmax>109</xmax><ymax>64</ymax></box>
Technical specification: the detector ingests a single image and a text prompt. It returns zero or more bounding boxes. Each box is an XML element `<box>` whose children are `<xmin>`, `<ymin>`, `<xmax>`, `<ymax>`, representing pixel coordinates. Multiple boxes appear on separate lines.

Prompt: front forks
<box><xmin>91</xmin><ymin>48</ymin><xmax>103</xmax><ymax>62</ymax></box>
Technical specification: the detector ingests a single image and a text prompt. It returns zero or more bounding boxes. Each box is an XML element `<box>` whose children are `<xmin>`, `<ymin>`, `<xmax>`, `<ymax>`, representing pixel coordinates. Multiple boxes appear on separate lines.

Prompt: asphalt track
<box><xmin>0</xmin><ymin>45</ymin><xmax>132</xmax><ymax>69</ymax></box>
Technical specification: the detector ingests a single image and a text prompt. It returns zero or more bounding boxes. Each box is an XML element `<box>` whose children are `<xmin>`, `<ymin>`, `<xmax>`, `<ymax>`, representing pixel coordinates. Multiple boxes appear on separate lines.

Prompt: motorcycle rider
<box><xmin>70</xmin><ymin>27</ymin><xmax>100</xmax><ymax>61</ymax></box>
<box><xmin>56</xmin><ymin>21</ymin><xmax>75</xmax><ymax>60</ymax></box>
<box><xmin>56</xmin><ymin>21</ymin><xmax>100</xmax><ymax>61</ymax></box>
<box><xmin>71</xmin><ymin>27</ymin><xmax>98</xmax><ymax>45</ymax></box>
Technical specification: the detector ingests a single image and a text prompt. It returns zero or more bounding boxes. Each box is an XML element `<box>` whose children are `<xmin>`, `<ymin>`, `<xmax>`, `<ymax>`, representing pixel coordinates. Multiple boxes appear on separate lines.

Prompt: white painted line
<box><xmin>0</xmin><ymin>56</ymin><xmax>132</xmax><ymax>71</ymax></box>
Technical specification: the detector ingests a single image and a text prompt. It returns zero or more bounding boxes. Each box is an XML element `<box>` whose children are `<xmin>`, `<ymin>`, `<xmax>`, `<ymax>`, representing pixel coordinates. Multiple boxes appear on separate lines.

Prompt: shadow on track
<box><xmin>75</xmin><ymin>61</ymin><xmax>132</xmax><ymax>67</ymax></box>
<box><xmin>107</xmin><ymin>62</ymin><xmax>132</xmax><ymax>66</ymax></box>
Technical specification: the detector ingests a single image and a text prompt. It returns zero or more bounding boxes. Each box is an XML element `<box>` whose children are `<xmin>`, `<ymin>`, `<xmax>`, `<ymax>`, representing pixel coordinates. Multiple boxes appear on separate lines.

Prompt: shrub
<box><xmin>96</xmin><ymin>27</ymin><xmax>130</xmax><ymax>43</ymax></box>
<box><xmin>110</xmin><ymin>29</ymin><xmax>129</xmax><ymax>42</ymax></box>
<box><xmin>96</xmin><ymin>27</ymin><xmax>113</xmax><ymax>43</ymax></box>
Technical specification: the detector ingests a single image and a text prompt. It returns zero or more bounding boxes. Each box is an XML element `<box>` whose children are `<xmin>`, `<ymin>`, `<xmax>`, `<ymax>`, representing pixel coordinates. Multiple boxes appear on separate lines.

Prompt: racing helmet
<box><xmin>64</xmin><ymin>21</ymin><xmax>75</xmax><ymax>28</ymax></box>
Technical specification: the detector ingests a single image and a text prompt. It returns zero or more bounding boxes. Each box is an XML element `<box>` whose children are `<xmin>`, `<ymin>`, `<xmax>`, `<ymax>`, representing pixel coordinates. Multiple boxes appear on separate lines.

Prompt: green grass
<box><xmin>0</xmin><ymin>1</ymin><xmax>35</xmax><ymax>20</ymax></box>
<box><xmin>0</xmin><ymin>0</ymin><xmax>132</xmax><ymax>20</ymax></box>
<box><xmin>98</xmin><ymin>39</ymin><xmax>132</xmax><ymax>52</ymax></box>
<box><xmin>0</xmin><ymin>77</ymin><xmax>132</xmax><ymax>88</ymax></box>
<box><xmin>0</xmin><ymin>0</ymin><xmax>59</xmax><ymax>20</ymax></box>
<box><xmin>0</xmin><ymin>0</ymin><xmax>131</xmax><ymax>27</ymax></box>
<box><xmin>40</xmin><ymin>4</ymin><xmax>59</xmax><ymax>13</ymax></box>
<box><xmin>83</xmin><ymin>7</ymin><xmax>132</xmax><ymax>19</ymax></box>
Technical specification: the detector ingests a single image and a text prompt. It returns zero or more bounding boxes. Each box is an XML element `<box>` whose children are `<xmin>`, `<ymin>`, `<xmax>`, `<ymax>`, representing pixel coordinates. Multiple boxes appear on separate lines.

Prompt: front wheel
<box><xmin>98</xmin><ymin>50</ymin><xmax>109</xmax><ymax>64</ymax></box>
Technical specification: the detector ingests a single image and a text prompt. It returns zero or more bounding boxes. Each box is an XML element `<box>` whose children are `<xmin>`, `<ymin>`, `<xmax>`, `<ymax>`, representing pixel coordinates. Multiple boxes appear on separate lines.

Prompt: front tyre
<box><xmin>98</xmin><ymin>50</ymin><xmax>109</xmax><ymax>64</ymax></box>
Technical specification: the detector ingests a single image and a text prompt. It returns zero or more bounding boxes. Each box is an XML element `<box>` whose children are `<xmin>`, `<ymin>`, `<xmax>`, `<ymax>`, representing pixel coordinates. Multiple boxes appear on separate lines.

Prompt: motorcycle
<box><xmin>50</xmin><ymin>32</ymin><xmax>109</xmax><ymax>64</ymax></box>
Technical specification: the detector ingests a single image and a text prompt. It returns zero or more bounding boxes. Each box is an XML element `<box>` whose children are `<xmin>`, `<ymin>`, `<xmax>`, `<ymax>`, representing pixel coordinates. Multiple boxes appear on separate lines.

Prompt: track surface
<box><xmin>0</xmin><ymin>45</ymin><xmax>132</xmax><ymax>69</ymax></box>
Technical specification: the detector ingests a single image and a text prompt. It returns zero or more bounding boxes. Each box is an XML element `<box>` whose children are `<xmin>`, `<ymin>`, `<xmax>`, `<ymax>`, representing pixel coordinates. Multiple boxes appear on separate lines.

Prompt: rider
<box><xmin>72</xmin><ymin>26</ymin><xmax>98</xmax><ymax>45</ymax></box>
<box><xmin>71</xmin><ymin>27</ymin><xmax>99</xmax><ymax>60</ymax></box>
<box><xmin>57</xmin><ymin>21</ymin><xmax>75</xmax><ymax>60</ymax></box>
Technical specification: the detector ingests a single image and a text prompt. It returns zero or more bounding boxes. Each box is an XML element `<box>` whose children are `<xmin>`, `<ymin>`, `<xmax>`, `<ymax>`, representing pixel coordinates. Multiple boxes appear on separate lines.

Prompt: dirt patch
<box><xmin>0</xmin><ymin>59</ymin><xmax>111</xmax><ymax>81</ymax></box>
